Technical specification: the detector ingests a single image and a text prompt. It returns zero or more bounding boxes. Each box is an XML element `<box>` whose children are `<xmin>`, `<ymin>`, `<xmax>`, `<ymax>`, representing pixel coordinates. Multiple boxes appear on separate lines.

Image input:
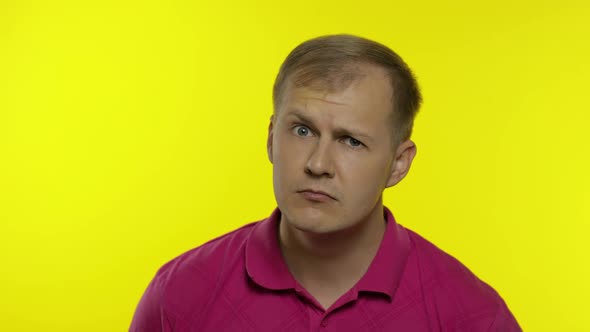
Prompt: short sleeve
<box><xmin>129</xmin><ymin>272</ymin><xmax>174</xmax><ymax>332</ymax></box>
<box><xmin>486</xmin><ymin>301</ymin><xmax>522</xmax><ymax>332</ymax></box>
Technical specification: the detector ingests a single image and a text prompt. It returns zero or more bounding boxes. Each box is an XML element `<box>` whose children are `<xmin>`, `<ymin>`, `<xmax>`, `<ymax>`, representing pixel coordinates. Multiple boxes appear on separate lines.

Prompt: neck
<box><xmin>278</xmin><ymin>203</ymin><xmax>387</xmax><ymax>301</ymax></box>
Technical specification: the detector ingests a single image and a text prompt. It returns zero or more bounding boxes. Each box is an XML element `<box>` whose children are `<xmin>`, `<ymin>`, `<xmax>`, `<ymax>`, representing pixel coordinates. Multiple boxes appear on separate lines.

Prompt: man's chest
<box><xmin>169</xmin><ymin>290</ymin><xmax>433</xmax><ymax>332</ymax></box>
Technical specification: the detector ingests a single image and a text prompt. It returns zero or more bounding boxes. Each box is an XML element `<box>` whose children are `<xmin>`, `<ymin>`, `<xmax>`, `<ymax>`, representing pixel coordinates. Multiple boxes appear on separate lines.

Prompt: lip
<box><xmin>297</xmin><ymin>189</ymin><xmax>336</xmax><ymax>202</ymax></box>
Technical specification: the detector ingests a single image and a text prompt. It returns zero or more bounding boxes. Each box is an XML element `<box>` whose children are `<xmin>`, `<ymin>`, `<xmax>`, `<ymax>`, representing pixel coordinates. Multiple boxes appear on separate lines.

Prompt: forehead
<box><xmin>281</xmin><ymin>64</ymin><xmax>394</xmax><ymax>122</ymax></box>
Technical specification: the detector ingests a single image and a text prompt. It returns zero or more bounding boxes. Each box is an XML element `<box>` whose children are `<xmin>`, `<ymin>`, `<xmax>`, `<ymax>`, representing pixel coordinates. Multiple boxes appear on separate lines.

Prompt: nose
<box><xmin>305</xmin><ymin>138</ymin><xmax>335</xmax><ymax>178</ymax></box>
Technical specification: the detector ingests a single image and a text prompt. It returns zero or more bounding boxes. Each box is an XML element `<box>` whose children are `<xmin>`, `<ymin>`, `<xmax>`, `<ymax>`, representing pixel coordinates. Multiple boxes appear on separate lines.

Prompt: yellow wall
<box><xmin>1</xmin><ymin>0</ymin><xmax>588</xmax><ymax>330</ymax></box>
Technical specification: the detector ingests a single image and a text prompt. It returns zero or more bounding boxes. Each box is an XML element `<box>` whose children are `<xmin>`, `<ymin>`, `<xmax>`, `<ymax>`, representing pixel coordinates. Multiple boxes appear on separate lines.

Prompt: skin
<box><xmin>267</xmin><ymin>63</ymin><xmax>417</xmax><ymax>310</ymax></box>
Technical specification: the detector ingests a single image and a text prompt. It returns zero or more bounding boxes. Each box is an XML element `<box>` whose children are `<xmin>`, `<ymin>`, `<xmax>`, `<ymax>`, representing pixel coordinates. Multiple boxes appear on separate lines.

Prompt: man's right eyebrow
<box><xmin>286</xmin><ymin>111</ymin><xmax>315</xmax><ymax>125</ymax></box>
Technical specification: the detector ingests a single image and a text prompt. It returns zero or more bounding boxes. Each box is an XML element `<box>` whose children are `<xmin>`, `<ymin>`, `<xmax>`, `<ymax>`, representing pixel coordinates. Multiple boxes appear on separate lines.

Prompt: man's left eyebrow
<box><xmin>333</xmin><ymin>127</ymin><xmax>373</xmax><ymax>142</ymax></box>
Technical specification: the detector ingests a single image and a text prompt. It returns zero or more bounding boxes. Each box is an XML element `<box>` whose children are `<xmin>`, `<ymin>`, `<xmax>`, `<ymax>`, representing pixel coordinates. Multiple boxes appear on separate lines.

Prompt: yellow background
<box><xmin>1</xmin><ymin>0</ymin><xmax>588</xmax><ymax>330</ymax></box>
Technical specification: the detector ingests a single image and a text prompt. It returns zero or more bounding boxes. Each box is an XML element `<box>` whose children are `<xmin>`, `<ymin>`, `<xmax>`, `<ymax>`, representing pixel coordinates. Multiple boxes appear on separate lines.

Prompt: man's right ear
<box><xmin>267</xmin><ymin>115</ymin><xmax>274</xmax><ymax>164</ymax></box>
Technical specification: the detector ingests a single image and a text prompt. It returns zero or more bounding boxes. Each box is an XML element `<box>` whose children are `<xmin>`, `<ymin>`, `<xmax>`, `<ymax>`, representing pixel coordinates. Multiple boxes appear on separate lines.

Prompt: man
<box><xmin>130</xmin><ymin>34</ymin><xmax>521</xmax><ymax>331</ymax></box>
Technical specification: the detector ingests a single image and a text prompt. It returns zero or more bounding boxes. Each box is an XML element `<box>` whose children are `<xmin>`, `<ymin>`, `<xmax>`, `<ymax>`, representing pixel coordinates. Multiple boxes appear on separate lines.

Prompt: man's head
<box><xmin>272</xmin><ymin>34</ymin><xmax>422</xmax><ymax>147</ymax></box>
<box><xmin>267</xmin><ymin>34</ymin><xmax>422</xmax><ymax>235</ymax></box>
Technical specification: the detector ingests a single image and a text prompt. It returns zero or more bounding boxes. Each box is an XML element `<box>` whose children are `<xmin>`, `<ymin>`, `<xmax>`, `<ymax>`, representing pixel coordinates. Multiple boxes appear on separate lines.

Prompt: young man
<box><xmin>130</xmin><ymin>34</ymin><xmax>521</xmax><ymax>331</ymax></box>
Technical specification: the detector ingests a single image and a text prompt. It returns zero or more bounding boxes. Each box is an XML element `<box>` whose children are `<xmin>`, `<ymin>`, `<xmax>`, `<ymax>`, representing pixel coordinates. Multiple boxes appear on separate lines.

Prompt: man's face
<box><xmin>267</xmin><ymin>64</ymin><xmax>415</xmax><ymax>235</ymax></box>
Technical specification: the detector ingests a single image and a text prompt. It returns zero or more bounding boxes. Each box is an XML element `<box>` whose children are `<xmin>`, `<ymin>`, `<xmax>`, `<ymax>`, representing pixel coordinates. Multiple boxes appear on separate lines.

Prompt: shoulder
<box><xmin>404</xmin><ymin>228</ymin><xmax>521</xmax><ymax>331</ymax></box>
<box><xmin>406</xmin><ymin>228</ymin><xmax>489</xmax><ymax>287</ymax></box>
<box><xmin>155</xmin><ymin>220</ymin><xmax>259</xmax><ymax>295</ymax></box>
<box><xmin>130</xmin><ymin>221</ymin><xmax>261</xmax><ymax>331</ymax></box>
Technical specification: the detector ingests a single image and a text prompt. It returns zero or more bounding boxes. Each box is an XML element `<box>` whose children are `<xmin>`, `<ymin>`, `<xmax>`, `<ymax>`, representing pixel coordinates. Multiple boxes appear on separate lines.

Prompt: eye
<box><xmin>344</xmin><ymin>136</ymin><xmax>363</xmax><ymax>148</ymax></box>
<box><xmin>293</xmin><ymin>125</ymin><xmax>313</xmax><ymax>137</ymax></box>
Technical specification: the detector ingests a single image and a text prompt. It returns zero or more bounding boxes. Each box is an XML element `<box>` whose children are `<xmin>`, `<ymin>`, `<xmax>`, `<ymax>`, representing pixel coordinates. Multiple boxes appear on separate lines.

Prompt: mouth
<box><xmin>297</xmin><ymin>189</ymin><xmax>336</xmax><ymax>202</ymax></box>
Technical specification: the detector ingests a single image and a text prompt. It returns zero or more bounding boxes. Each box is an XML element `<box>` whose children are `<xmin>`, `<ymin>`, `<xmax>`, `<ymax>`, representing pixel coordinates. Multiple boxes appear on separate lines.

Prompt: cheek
<box><xmin>275</xmin><ymin>134</ymin><xmax>309</xmax><ymax>164</ymax></box>
<box><xmin>340</xmin><ymin>157</ymin><xmax>390</xmax><ymax>195</ymax></box>
<box><xmin>273</xmin><ymin>135</ymin><xmax>304</xmax><ymax>180</ymax></box>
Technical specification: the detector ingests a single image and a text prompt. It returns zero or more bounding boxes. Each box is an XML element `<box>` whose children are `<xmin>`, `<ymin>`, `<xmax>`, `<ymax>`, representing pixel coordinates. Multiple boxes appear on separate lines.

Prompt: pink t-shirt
<box><xmin>130</xmin><ymin>207</ymin><xmax>521</xmax><ymax>331</ymax></box>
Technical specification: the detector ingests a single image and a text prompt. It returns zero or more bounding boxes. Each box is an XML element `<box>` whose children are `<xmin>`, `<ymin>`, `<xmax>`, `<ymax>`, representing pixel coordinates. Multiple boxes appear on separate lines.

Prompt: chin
<box><xmin>283</xmin><ymin>207</ymin><xmax>345</xmax><ymax>234</ymax></box>
<box><xmin>278</xmin><ymin>193</ymin><xmax>344</xmax><ymax>232</ymax></box>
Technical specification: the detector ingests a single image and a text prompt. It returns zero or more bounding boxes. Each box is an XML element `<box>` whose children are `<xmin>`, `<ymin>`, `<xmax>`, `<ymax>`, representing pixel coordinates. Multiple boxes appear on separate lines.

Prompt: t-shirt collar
<box><xmin>355</xmin><ymin>206</ymin><xmax>411</xmax><ymax>298</ymax></box>
<box><xmin>245</xmin><ymin>208</ymin><xmax>296</xmax><ymax>290</ymax></box>
<box><xmin>245</xmin><ymin>206</ymin><xmax>411</xmax><ymax>299</ymax></box>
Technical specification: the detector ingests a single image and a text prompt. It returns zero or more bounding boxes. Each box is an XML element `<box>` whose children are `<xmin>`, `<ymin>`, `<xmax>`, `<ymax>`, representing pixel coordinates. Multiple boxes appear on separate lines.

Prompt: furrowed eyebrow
<box><xmin>288</xmin><ymin>111</ymin><xmax>315</xmax><ymax>128</ymax></box>
<box><xmin>286</xmin><ymin>110</ymin><xmax>373</xmax><ymax>142</ymax></box>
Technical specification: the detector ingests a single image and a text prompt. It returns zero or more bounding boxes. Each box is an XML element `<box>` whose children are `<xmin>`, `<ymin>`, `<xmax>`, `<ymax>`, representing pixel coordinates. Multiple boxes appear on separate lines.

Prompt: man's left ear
<box><xmin>386</xmin><ymin>140</ymin><xmax>417</xmax><ymax>188</ymax></box>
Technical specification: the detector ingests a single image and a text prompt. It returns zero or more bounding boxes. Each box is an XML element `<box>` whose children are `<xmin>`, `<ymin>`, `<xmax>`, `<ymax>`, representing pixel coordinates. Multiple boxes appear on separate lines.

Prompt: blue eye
<box><xmin>294</xmin><ymin>125</ymin><xmax>312</xmax><ymax>136</ymax></box>
<box><xmin>345</xmin><ymin>137</ymin><xmax>363</xmax><ymax>147</ymax></box>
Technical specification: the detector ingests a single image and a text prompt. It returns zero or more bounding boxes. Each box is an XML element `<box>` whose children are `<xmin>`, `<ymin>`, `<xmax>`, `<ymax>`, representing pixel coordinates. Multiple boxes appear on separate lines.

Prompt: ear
<box><xmin>385</xmin><ymin>139</ymin><xmax>417</xmax><ymax>188</ymax></box>
<box><xmin>267</xmin><ymin>115</ymin><xmax>275</xmax><ymax>164</ymax></box>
